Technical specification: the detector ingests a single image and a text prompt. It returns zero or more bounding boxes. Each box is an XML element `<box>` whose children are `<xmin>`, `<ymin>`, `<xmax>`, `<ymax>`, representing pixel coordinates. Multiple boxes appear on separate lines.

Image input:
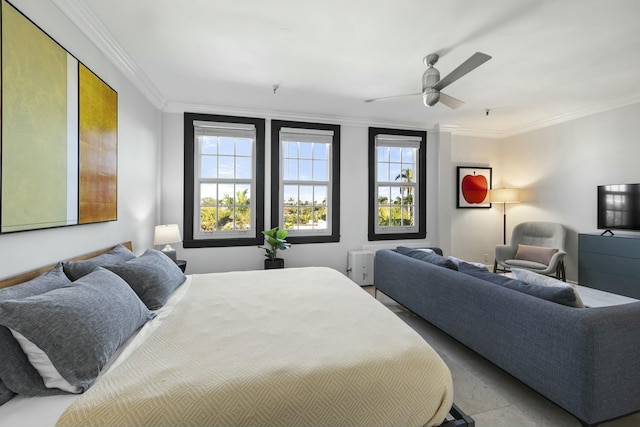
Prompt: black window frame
<box><xmin>183</xmin><ymin>112</ymin><xmax>265</xmax><ymax>248</ymax></box>
<box><xmin>270</xmin><ymin>120</ymin><xmax>340</xmax><ymax>244</ymax></box>
<box><xmin>368</xmin><ymin>127</ymin><xmax>426</xmax><ymax>241</ymax></box>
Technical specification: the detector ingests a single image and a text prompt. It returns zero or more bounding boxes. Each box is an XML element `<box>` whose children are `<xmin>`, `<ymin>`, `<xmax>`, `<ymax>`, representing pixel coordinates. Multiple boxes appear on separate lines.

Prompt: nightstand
<box><xmin>175</xmin><ymin>259</ymin><xmax>187</xmax><ymax>273</ymax></box>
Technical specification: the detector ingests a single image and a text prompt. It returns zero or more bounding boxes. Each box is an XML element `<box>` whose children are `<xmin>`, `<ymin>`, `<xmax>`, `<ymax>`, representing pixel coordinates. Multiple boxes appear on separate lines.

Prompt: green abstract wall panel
<box><xmin>0</xmin><ymin>0</ymin><xmax>116</xmax><ymax>234</ymax></box>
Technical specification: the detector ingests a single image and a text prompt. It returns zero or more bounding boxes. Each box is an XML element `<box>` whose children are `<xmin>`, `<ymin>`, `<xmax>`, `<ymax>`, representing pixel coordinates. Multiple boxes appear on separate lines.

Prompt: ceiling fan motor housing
<box><xmin>422</xmin><ymin>66</ymin><xmax>440</xmax><ymax>106</ymax></box>
<box><xmin>364</xmin><ymin>51</ymin><xmax>489</xmax><ymax>108</ymax></box>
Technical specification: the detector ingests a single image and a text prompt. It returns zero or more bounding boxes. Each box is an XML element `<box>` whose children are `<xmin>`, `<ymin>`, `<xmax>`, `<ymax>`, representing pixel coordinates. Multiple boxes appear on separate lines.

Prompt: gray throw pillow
<box><xmin>104</xmin><ymin>249</ymin><xmax>186</xmax><ymax>310</ymax></box>
<box><xmin>396</xmin><ymin>246</ymin><xmax>458</xmax><ymax>271</ymax></box>
<box><xmin>458</xmin><ymin>262</ymin><xmax>584</xmax><ymax>308</ymax></box>
<box><xmin>63</xmin><ymin>244</ymin><xmax>135</xmax><ymax>281</ymax></box>
<box><xmin>0</xmin><ymin>268</ymin><xmax>155</xmax><ymax>393</ymax></box>
<box><xmin>0</xmin><ymin>263</ymin><xmax>72</xmax><ymax>396</ymax></box>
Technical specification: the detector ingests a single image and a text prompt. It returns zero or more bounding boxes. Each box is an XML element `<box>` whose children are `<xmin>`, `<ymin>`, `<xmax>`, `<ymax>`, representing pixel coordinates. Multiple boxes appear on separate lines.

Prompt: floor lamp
<box><xmin>490</xmin><ymin>188</ymin><xmax>520</xmax><ymax>244</ymax></box>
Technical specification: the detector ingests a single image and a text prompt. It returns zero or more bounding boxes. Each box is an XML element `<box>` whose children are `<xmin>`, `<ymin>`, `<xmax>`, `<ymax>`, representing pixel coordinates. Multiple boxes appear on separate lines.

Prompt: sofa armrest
<box><xmin>578</xmin><ymin>303</ymin><xmax>640</xmax><ymax>422</ymax></box>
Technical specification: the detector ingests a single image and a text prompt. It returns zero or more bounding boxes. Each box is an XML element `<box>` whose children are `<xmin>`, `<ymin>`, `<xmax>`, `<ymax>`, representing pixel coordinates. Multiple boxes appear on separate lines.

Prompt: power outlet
<box><xmin>483</xmin><ymin>253</ymin><xmax>489</xmax><ymax>263</ymax></box>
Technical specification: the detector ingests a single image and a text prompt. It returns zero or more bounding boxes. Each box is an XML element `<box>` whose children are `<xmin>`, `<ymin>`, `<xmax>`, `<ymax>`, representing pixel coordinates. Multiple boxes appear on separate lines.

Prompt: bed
<box><xmin>0</xmin><ymin>242</ymin><xmax>460</xmax><ymax>427</ymax></box>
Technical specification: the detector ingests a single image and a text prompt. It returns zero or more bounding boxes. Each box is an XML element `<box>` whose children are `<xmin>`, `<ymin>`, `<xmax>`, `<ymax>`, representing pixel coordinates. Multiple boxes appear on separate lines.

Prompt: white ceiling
<box><xmin>57</xmin><ymin>0</ymin><xmax>640</xmax><ymax>137</ymax></box>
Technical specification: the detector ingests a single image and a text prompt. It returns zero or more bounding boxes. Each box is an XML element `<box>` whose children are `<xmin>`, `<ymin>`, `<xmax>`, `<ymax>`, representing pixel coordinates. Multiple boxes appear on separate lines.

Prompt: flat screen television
<box><xmin>597</xmin><ymin>183</ymin><xmax>640</xmax><ymax>233</ymax></box>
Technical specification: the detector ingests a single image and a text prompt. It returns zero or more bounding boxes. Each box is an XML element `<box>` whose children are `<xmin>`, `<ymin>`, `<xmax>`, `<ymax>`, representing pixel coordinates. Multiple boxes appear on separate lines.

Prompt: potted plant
<box><xmin>260</xmin><ymin>227</ymin><xmax>290</xmax><ymax>269</ymax></box>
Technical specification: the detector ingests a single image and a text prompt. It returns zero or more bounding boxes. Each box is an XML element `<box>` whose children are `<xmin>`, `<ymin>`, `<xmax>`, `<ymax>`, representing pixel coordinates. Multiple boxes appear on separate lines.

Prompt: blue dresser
<box><xmin>579</xmin><ymin>233</ymin><xmax>640</xmax><ymax>298</ymax></box>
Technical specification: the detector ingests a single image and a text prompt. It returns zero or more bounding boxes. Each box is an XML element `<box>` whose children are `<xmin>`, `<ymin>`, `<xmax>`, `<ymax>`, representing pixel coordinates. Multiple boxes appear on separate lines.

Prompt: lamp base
<box><xmin>161</xmin><ymin>244</ymin><xmax>177</xmax><ymax>261</ymax></box>
<box><xmin>503</xmin><ymin>211</ymin><xmax>507</xmax><ymax>245</ymax></box>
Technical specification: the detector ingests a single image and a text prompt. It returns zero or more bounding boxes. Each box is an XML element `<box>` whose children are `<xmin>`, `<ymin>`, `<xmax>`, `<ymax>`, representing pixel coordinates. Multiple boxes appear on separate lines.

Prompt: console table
<box><xmin>578</xmin><ymin>233</ymin><xmax>640</xmax><ymax>299</ymax></box>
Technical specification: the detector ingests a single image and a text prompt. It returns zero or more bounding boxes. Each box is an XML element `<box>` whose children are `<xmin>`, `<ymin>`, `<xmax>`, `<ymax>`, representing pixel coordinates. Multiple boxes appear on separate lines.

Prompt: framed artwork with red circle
<box><xmin>457</xmin><ymin>166</ymin><xmax>492</xmax><ymax>208</ymax></box>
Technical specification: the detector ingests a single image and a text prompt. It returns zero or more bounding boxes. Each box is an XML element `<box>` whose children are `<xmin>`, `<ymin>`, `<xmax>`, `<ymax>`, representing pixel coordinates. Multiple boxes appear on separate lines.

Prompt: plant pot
<box><xmin>264</xmin><ymin>258</ymin><xmax>284</xmax><ymax>269</ymax></box>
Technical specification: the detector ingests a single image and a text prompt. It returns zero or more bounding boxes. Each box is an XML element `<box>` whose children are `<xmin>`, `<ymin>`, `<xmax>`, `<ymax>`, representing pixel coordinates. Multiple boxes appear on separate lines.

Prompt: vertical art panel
<box><xmin>78</xmin><ymin>63</ymin><xmax>117</xmax><ymax>224</ymax></box>
<box><xmin>1</xmin><ymin>0</ymin><xmax>78</xmax><ymax>233</ymax></box>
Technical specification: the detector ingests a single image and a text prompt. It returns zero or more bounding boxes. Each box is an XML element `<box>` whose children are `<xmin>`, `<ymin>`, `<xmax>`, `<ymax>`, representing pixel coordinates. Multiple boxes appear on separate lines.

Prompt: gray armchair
<box><xmin>494</xmin><ymin>221</ymin><xmax>567</xmax><ymax>281</ymax></box>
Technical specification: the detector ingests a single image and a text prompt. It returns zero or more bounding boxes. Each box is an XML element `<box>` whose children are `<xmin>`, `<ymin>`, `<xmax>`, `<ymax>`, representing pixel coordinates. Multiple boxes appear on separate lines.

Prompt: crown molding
<box><xmin>442</xmin><ymin>92</ymin><xmax>640</xmax><ymax>139</ymax></box>
<box><xmin>52</xmin><ymin>0</ymin><xmax>167</xmax><ymax>109</ymax></box>
<box><xmin>499</xmin><ymin>92</ymin><xmax>640</xmax><ymax>138</ymax></box>
<box><xmin>163</xmin><ymin>102</ymin><xmax>439</xmax><ymax>131</ymax></box>
<box><xmin>164</xmin><ymin>93</ymin><xmax>640</xmax><ymax>139</ymax></box>
<box><xmin>166</xmin><ymin>102</ymin><xmax>511</xmax><ymax>138</ymax></box>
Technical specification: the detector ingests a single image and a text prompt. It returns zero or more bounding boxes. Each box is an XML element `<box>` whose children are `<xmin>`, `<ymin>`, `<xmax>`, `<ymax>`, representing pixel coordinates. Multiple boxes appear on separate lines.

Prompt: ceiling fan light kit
<box><xmin>366</xmin><ymin>51</ymin><xmax>492</xmax><ymax>109</ymax></box>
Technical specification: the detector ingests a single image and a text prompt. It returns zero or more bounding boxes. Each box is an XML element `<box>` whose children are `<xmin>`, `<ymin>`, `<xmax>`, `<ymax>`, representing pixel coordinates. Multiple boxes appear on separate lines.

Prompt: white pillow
<box><xmin>10</xmin><ymin>330</ymin><xmax>80</xmax><ymax>393</ymax></box>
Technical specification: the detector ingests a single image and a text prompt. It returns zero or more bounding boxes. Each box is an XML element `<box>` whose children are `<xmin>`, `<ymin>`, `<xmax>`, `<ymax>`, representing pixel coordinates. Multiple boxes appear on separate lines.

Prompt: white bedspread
<box><xmin>56</xmin><ymin>267</ymin><xmax>453</xmax><ymax>427</ymax></box>
<box><xmin>0</xmin><ymin>276</ymin><xmax>194</xmax><ymax>427</ymax></box>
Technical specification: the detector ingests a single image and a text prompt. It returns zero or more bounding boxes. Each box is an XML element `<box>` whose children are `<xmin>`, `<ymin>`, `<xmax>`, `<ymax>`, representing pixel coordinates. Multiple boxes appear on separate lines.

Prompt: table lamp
<box><xmin>154</xmin><ymin>224</ymin><xmax>181</xmax><ymax>260</ymax></box>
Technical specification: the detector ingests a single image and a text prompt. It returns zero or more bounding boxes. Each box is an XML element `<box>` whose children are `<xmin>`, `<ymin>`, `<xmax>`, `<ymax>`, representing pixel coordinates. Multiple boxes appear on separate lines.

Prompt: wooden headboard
<box><xmin>0</xmin><ymin>241</ymin><xmax>133</xmax><ymax>290</ymax></box>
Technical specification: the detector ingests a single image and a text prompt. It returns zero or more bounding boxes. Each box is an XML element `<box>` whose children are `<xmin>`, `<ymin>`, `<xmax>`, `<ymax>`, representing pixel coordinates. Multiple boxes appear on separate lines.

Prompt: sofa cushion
<box><xmin>447</xmin><ymin>256</ymin><xmax>488</xmax><ymax>270</ymax></box>
<box><xmin>504</xmin><ymin>258</ymin><xmax>549</xmax><ymax>270</ymax></box>
<box><xmin>513</xmin><ymin>244</ymin><xmax>558</xmax><ymax>266</ymax></box>
<box><xmin>394</xmin><ymin>246</ymin><xmax>444</xmax><ymax>256</ymax></box>
<box><xmin>458</xmin><ymin>262</ymin><xmax>584</xmax><ymax>307</ymax></box>
<box><xmin>396</xmin><ymin>246</ymin><xmax>457</xmax><ymax>270</ymax></box>
<box><xmin>511</xmin><ymin>268</ymin><xmax>584</xmax><ymax>308</ymax></box>
<box><xmin>458</xmin><ymin>262</ymin><xmax>527</xmax><ymax>287</ymax></box>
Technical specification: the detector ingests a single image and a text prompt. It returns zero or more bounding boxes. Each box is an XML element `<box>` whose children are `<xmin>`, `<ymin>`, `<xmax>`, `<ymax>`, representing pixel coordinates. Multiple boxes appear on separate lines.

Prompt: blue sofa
<box><xmin>374</xmin><ymin>248</ymin><xmax>640</xmax><ymax>427</ymax></box>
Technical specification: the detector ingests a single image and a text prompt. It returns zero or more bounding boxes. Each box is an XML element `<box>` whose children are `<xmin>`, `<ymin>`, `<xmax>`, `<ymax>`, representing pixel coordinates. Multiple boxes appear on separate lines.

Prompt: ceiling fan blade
<box><xmin>439</xmin><ymin>92</ymin><xmax>465</xmax><ymax>109</ymax></box>
<box><xmin>364</xmin><ymin>92</ymin><xmax>421</xmax><ymax>103</ymax></box>
<box><xmin>432</xmin><ymin>52</ymin><xmax>491</xmax><ymax>91</ymax></box>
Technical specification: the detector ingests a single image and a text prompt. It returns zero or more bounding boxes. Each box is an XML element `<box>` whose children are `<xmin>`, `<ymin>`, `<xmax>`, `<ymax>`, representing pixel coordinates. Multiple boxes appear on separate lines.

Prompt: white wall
<box><xmin>448</xmin><ymin>135</ymin><xmax>504</xmax><ymax>264</ymax></box>
<box><xmin>0</xmin><ymin>0</ymin><xmax>162</xmax><ymax>280</ymax></box>
<box><xmin>160</xmin><ymin>112</ymin><xmax>439</xmax><ymax>275</ymax></box>
<box><xmin>443</xmin><ymin>103</ymin><xmax>640</xmax><ymax>282</ymax></box>
<box><xmin>500</xmin><ymin>102</ymin><xmax>640</xmax><ymax>281</ymax></box>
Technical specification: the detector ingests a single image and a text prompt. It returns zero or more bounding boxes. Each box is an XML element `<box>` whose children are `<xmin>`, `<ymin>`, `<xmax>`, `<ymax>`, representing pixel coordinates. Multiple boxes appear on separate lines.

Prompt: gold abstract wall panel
<box><xmin>79</xmin><ymin>64</ymin><xmax>117</xmax><ymax>224</ymax></box>
<box><xmin>0</xmin><ymin>0</ymin><xmax>117</xmax><ymax>234</ymax></box>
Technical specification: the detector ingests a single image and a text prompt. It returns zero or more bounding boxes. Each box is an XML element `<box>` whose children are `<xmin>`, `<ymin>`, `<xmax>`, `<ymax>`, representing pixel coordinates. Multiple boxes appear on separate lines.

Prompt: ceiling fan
<box><xmin>365</xmin><ymin>52</ymin><xmax>491</xmax><ymax>109</ymax></box>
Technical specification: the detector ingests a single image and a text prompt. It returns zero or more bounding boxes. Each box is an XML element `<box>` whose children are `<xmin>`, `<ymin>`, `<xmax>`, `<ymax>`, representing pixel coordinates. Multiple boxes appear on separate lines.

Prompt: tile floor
<box><xmin>365</xmin><ymin>287</ymin><xmax>640</xmax><ymax>427</ymax></box>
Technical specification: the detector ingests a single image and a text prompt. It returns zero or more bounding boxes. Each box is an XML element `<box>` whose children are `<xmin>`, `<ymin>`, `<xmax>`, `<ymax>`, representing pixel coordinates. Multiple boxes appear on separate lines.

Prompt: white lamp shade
<box><xmin>154</xmin><ymin>224</ymin><xmax>182</xmax><ymax>245</ymax></box>
<box><xmin>490</xmin><ymin>188</ymin><xmax>520</xmax><ymax>204</ymax></box>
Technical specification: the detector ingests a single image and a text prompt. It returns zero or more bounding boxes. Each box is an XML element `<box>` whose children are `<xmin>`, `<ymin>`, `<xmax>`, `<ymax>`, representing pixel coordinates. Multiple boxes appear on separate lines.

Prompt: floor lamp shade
<box><xmin>490</xmin><ymin>189</ymin><xmax>520</xmax><ymax>245</ymax></box>
<box><xmin>154</xmin><ymin>224</ymin><xmax>182</xmax><ymax>260</ymax></box>
<box><xmin>490</xmin><ymin>188</ymin><xmax>520</xmax><ymax>204</ymax></box>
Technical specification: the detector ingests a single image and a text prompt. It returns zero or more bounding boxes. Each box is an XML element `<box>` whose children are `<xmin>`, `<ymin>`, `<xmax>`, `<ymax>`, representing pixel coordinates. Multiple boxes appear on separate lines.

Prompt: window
<box><xmin>183</xmin><ymin>113</ymin><xmax>265</xmax><ymax>247</ymax></box>
<box><xmin>271</xmin><ymin>120</ymin><xmax>340</xmax><ymax>244</ymax></box>
<box><xmin>368</xmin><ymin>127</ymin><xmax>426</xmax><ymax>241</ymax></box>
